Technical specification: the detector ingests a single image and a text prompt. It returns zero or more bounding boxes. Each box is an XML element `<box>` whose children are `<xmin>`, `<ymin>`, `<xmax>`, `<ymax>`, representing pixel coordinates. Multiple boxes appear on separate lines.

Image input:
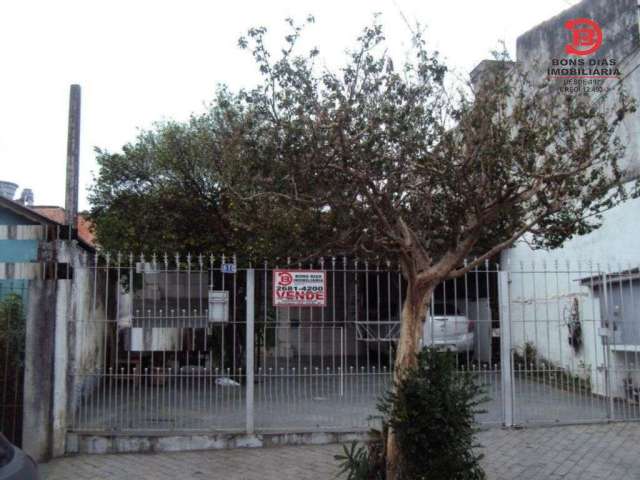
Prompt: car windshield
<box><xmin>431</xmin><ymin>302</ymin><xmax>462</xmax><ymax>316</ymax></box>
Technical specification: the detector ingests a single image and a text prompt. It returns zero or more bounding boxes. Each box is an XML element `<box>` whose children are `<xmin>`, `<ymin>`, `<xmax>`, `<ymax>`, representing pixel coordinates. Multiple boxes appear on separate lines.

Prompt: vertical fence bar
<box><xmin>245</xmin><ymin>268</ymin><xmax>255</xmax><ymax>435</ymax></box>
<box><xmin>499</xmin><ymin>270</ymin><xmax>514</xmax><ymax>427</ymax></box>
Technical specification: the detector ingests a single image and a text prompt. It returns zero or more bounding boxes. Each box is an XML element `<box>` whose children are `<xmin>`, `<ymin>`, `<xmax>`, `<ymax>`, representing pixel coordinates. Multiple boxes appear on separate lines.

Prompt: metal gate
<box><xmin>501</xmin><ymin>262</ymin><xmax>640</xmax><ymax>426</ymax></box>
<box><xmin>69</xmin><ymin>255</ymin><xmax>400</xmax><ymax>433</ymax></box>
<box><xmin>68</xmin><ymin>254</ymin><xmax>640</xmax><ymax>435</ymax></box>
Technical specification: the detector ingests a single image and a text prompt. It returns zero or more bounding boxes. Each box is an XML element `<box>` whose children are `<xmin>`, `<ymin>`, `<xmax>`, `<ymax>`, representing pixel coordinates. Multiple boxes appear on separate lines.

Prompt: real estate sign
<box><xmin>273</xmin><ymin>269</ymin><xmax>326</xmax><ymax>307</ymax></box>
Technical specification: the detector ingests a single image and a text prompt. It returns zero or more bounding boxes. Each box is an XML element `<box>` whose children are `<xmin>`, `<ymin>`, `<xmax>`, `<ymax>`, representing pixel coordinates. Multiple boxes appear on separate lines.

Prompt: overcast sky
<box><xmin>0</xmin><ymin>0</ymin><xmax>580</xmax><ymax>210</ymax></box>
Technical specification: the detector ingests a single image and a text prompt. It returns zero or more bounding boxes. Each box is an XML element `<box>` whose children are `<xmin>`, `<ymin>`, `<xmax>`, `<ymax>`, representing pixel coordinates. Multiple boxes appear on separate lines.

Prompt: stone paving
<box><xmin>40</xmin><ymin>422</ymin><xmax>640</xmax><ymax>480</ymax></box>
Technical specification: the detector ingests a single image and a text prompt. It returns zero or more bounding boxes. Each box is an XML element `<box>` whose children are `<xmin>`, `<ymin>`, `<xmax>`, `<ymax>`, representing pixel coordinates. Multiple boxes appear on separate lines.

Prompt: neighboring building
<box><xmin>495</xmin><ymin>0</ymin><xmax>640</xmax><ymax>399</ymax></box>
<box><xmin>0</xmin><ymin>185</ymin><xmax>96</xmax><ymax>282</ymax></box>
<box><xmin>0</xmin><ymin>180</ymin><xmax>102</xmax><ymax>457</ymax></box>
<box><xmin>31</xmin><ymin>205</ymin><xmax>95</xmax><ymax>248</ymax></box>
<box><xmin>0</xmin><ymin>181</ymin><xmax>95</xmax><ymax>263</ymax></box>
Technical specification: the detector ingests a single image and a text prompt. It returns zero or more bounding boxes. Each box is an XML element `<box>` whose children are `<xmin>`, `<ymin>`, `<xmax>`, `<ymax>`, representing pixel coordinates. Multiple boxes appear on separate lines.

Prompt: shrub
<box><xmin>0</xmin><ymin>293</ymin><xmax>25</xmax><ymax>367</ymax></box>
<box><xmin>336</xmin><ymin>348</ymin><xmax>487</xmax><ymax>479</ymax></box>
<box><xmin>0</xmin><ymin>291</ymin><xmax>26</xmax><ymax>445</ymax></box>
<box><xmin>378</xmin><ymin>347</ymin><xmax>487</xmax><ymax>480</ymax></box>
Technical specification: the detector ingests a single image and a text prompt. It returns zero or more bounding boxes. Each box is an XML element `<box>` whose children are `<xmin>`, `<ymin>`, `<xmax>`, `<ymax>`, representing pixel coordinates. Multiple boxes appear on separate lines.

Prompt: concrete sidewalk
<box><xmin>40</xmin><ymin>422</ymin><xmax>640</xmax><ymax>480</ymax></box>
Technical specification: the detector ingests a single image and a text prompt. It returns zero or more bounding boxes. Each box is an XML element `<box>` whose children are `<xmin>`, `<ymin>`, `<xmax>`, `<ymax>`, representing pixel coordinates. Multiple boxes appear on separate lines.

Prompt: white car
<box><xmin>422</xmin><ymin>301</ymin><xmax>475</xmax><ymax>352</ymax></box>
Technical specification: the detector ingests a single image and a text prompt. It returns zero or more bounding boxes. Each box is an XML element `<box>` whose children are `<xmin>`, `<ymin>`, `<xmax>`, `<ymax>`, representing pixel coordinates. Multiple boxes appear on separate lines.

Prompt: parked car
<box><xmin>422</xmin><ymin>301</ymin><xmax>475</xmax><ymax>353</ymax></box>
<box><xmin>0</xmin><ymin>434</ymin><xmax>40</xmax><ymax>480</ymax></box>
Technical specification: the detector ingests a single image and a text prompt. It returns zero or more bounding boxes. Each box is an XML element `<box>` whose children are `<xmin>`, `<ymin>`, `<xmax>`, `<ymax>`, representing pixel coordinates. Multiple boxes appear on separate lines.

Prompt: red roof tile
<box><xmin>31</xmin><ymin>206</ymin><xmax>96</xmax><ymax>247</ymax></box>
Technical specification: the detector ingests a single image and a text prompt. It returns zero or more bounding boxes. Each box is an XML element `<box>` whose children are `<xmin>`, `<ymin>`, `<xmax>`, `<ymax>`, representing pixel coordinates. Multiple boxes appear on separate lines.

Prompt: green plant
<box><xmin>512</xmin><ymin>342</ymin><xmax>591</xmax><ymax>394</ymax></box>
<box><xmin>335</xmin><ymin>439</ymin><xmax>385</xmax><ymax>480</ymax></box>
<box><xmin>378</xmin><ymin>348</ymin><xmax>487</xmax><ymax>480</ymax></box>
<box><xmin>0</xmin><ymin>290</ymin><xmax>26</xmax><ymax>447</ymax></box>
<box><xmin>0</xmin><ymin>292</ymin><xmax>26</xmax><ymax>368</ymax></box>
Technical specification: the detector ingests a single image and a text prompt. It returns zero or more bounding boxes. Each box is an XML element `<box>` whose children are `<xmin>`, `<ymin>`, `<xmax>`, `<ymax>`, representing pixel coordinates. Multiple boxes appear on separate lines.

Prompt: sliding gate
<box><xmin>503</xmin><ymin>262</ymin><xmax>640</xmax><ymax>426</ymax></box>
<box><xmin>68</xmin><ymin>254</ymin><xmax>640</xmax><ymax>435</ymax></box>
<box><xmin>69</xmin><ymin>256</ymin><xmax>398</xmax><ymax>433</ymax></box>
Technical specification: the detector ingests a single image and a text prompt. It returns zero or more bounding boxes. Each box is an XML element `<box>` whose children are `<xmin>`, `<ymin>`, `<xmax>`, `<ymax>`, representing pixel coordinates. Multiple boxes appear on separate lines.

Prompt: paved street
<box><xmin>40</xmin><ymin>422</ymin><xmax>640</xmax><ymax>480</ymax></box>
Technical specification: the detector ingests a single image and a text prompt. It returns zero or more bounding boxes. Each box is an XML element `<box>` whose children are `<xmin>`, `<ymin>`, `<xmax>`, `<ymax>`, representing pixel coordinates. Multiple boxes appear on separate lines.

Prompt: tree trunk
<box><xmin>386</xmin><ymin>276</ymin><xmax>433</xmax><ymax>480</ymax></box>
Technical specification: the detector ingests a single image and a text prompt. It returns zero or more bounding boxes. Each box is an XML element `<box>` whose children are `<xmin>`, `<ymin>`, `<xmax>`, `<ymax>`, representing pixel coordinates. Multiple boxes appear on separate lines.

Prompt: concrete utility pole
<box><xmin>64</xmin><ymin>84</ymin><xmax>81</xmax><ymax>229</ymax></box>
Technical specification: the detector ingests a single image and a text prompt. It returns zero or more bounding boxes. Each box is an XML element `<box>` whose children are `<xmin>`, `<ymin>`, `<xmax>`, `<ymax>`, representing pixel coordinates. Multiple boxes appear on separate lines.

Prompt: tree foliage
<box><xmin>91</xmin><ymin>18</ymin><xmax>636</xmax><ymax>268</ymax></box>
<box><xmin>224</xmin><ymin>19</ymin><xmax>636</xmax><ymax>269</ymax></box>
<box><xmin>90</xmin><ymin>111</ymin><xmax>234</xmax><ymax>254</ymax></box>
<box><xmin>89</xmin><ymin>85</ymin><xmax>336</xmax><ymax>258</ymax></box>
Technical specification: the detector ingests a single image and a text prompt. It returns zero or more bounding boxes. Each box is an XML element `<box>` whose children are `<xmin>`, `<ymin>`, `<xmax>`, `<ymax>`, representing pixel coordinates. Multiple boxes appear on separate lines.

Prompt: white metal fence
<box><xmin>504</xmin><ymin>261</ymin><xmax>640</xmax><ymax>426</ymax></box>
<box><xmin>67</xmin><ymin>254</ymin><xmax>640</xmax><ymax>434</ymax></box>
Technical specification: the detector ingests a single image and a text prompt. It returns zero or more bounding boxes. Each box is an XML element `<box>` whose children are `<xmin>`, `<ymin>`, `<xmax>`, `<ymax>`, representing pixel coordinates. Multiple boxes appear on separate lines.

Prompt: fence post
<box><xmin>340</xmin><ymin>327</ymin><xmax>345</xmax><ymax>397</ymax></box>
<box><xmin>498</xmin><ymin>271</ymin><xmax>514</xmax><ymax>427</ymax></box>
<box><xmin>22</xmin><ymin>279</ymin><xmax>57</xmax><ymax>461</ymax></box>
<box><xmin>601</xmin><ymin>272</ymin><xmax>615</xmax><ymax>420</ymax></box>
<box><xmin>245</xmin><ymin>268</ymin><xmax>255</xmax><ymax>435</ymax></box>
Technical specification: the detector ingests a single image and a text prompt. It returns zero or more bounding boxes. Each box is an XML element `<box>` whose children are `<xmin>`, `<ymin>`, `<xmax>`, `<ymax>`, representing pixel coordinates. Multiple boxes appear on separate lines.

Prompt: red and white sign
<box><xmin>273</xmin><ymin>270</ymin><xmax>326</xmax><ymax>307</ymax></box>
<box><xmin>564</xmin><ymin>18</ymin><xmax>603</xmax><ymax>56</ymax></box>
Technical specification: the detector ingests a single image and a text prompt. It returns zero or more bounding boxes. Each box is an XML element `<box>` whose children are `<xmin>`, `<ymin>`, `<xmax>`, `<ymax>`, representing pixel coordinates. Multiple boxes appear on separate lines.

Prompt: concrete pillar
<box><xmin>64</xmin><ymin>85</ymin><xmax>81</xmax><ymax>230</ymax></box>
<box><xmin>22</xmin><ymin>279</ymin><xmax>57</xmax><ymax>461</ymax></box>
<box><xmin>52</xmin><ymin>280</ymin><xmax>71</xmax><ymax>457</ymax></box>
